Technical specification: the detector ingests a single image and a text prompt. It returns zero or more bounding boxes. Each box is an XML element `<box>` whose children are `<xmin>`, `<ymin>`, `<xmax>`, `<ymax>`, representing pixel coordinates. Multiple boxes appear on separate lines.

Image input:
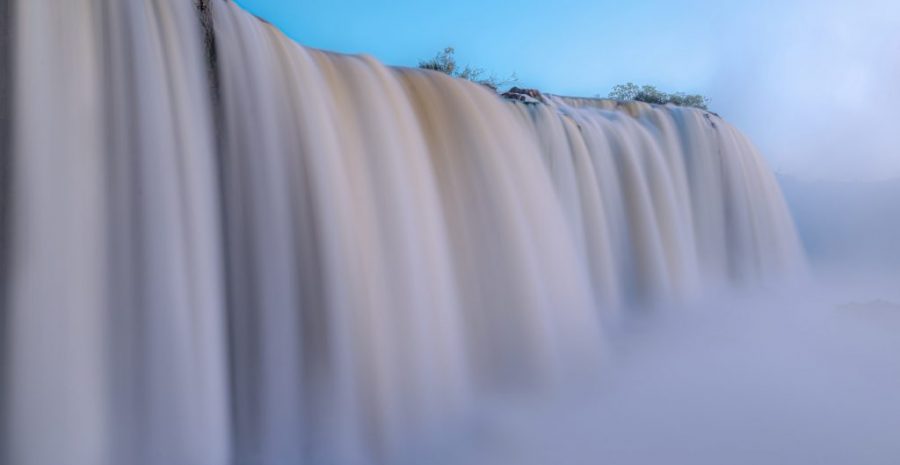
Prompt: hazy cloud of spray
<box><xmin>707</xmin><ymin>0</ymin><xmax>900</xmax><ymax>181</ymax></box>
<box><xmin>416</xmin><ymin>279</ymin><xmax>900</xmax><ymax>465</ymax></box>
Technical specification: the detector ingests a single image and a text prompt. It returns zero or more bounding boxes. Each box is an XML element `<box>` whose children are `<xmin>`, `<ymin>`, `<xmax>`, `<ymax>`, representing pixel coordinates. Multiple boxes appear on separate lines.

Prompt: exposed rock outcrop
<box><xmin>502</xmin><ymin>87</ymin><xmax>545</xmax><ymax>105</ymax></box>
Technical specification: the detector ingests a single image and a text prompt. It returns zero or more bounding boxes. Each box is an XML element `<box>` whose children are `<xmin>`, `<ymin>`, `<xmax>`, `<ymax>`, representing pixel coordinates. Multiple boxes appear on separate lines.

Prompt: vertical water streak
<box><xmin>8</xmin><ymin>1</ymin><xmax>230</xmax><ymax>464</ymax></box>
<box><xmin>8</xmin><ymin>2</ymin><xmax>109</xmax><ymax>464</ymax></box>
<box><xmin>99</xmin><ymin>1</ymin><xmax>231</xmax><ymax>464</ymax></box>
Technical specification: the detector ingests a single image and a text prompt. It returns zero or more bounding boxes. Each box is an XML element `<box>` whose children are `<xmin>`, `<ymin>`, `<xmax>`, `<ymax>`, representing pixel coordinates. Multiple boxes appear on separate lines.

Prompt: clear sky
<box><xmin>234</xmin><ymin>0</ymin><xmax>900</xmax><ymax>181</ymax></box>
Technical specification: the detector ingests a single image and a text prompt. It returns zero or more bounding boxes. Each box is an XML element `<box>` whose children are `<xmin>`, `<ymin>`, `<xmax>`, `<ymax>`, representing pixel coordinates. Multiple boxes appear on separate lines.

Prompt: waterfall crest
<box><xmin>2</xmin><ymin>1</ymin><xmax>804</xmax><ymax>464</ymax></box>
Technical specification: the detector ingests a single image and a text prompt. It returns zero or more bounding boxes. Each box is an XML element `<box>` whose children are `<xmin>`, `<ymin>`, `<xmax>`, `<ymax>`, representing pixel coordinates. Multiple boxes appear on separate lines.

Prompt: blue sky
<box><xmin>234</xmin><ymin>0</ymin><xmax>900</xmax><ymax>180</ymax></box>
<box><xmin>233</xmin><ymin>0</ymin><xmax>724</xmax><ymax>97</ymax></box>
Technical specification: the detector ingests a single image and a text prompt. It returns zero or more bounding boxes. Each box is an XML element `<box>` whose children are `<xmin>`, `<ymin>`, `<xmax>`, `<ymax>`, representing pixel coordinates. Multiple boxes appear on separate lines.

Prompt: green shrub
<box><xmin>607</xmin><ymin>82</ymin><xmax>710</xmax><ymax>110</ymax></box>
<box><xmin>418</xmin><ymin>47</ymin><xmax>517</xmax><ymax>91</ymax></box>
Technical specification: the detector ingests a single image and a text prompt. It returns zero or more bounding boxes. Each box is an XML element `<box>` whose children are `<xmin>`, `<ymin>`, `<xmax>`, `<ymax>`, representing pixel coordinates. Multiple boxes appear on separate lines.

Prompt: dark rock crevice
<box><xmin>196</xmin><ymin>0</ymin><xmax>220</xmax><ymax>109</ymax></box>
<box><xmin>195</xmin><ymin>2</ymin><xmax>243</xmax><ymax>460</ymax></box>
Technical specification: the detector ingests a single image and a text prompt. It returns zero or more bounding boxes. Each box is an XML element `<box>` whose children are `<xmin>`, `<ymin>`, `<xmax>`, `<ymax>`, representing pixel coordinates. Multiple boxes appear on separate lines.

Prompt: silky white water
<box><xmin>2</xmin><ymin>1</ymin><xmax>807</xmax><ymax>464</ymax></box>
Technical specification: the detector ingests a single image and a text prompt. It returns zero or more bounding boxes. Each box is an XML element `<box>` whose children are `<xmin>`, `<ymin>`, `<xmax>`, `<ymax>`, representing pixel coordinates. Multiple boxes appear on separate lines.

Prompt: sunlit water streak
<box><xmin>2</xmin><ymin>1</ymin><xmax>804</xmax><ymax>464</ymax></box>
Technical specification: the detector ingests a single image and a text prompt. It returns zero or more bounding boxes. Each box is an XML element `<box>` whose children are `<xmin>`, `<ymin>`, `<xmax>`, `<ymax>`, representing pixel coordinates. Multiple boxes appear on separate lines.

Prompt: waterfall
<box><xmin>1</xmin><ymin>1</ymin><xmax>804</xmax><ymax>464</ymax></box>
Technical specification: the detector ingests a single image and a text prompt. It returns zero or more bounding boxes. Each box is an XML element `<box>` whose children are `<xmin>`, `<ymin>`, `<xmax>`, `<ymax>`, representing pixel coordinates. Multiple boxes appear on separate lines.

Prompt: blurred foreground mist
<box><xmin>417</xmin><ymin>282</ymin><xmax>900</xmax><ymax>465</ymax></box>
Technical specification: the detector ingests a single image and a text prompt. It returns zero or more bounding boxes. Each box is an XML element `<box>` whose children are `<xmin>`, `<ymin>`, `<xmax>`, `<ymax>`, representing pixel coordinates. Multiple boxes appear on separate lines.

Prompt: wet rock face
<box><xmin>502</xmin><ymin>87</ymin><xmax>545</xmax><ymax>105</ymax></box>
<box><xmin>196</xmin><ymin>0</ymin><xmax>221</xmax><ymax>109</ymax></box>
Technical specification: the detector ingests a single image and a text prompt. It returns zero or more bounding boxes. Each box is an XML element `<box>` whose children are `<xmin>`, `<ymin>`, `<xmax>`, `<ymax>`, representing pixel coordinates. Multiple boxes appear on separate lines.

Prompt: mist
<box><xmin>413</xmin><ymin>281</ymin><xmax>900</xmax><ymax>465</ymax></box>
<box><xmin>707</xmin><ymin>0</ymin><xmax>900</xmax><ymax>181</ymax></box>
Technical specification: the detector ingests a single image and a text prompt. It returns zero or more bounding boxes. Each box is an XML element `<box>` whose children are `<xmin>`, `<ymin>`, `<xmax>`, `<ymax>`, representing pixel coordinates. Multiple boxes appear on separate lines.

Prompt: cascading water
<box><xmin>1</xmin><ymin>1</ymin><xmax>805</xmax><ymax>464</ymax></box>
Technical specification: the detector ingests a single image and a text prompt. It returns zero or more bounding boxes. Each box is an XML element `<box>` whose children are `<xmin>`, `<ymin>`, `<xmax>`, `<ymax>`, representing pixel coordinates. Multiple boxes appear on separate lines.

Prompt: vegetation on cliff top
<box><xmin>418</xmin><ymin>47</ymin><xmax>518</xmax><ymax>91</ymax></box>
<box><xmin>606</xmin><ymin>82</ymin><xmax>710</xmax><ymax>110</ymax></box>
<box><xmin>419</xmin><ymin>47</ymin><xmax>710</xmax><ymax>110</ymax></box>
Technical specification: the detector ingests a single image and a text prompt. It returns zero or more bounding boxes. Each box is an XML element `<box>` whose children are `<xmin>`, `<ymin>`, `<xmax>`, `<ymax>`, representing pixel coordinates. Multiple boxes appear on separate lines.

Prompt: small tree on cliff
<box><xmin>607</xmin><ymin>82</ymin><xmax>710</xmax><ymax>110</ymax></box>
<box><xmin>418</xmin><ymin>47</ymin><xmax>517</xmax><ymax>91</ymax></box>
